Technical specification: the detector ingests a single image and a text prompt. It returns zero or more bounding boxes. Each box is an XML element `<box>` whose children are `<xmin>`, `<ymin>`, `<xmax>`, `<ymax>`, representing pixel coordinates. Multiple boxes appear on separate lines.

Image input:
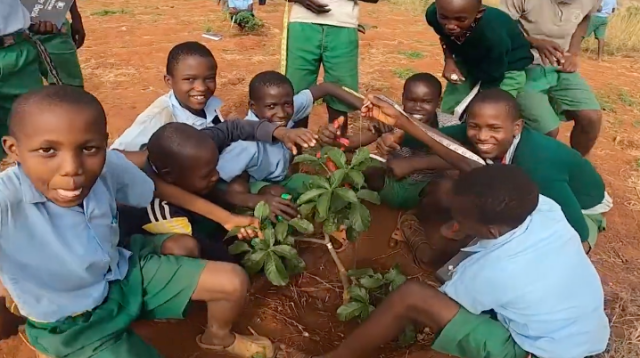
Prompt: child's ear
<box><xmin>513</xmin><ymin>118</ymin><xmax>524</xmax><ymax>136</ymax></box>
<box><xmin>248</xmin><ymin>99</ymin><xmax>256</xmax><ymax>112</ymax></box>
<box><xmin>2</xmin><ymin>136</ymin><xmax>19</xmax><ymax>163</ymax></box>
<box><xmin>164</xmin><ymin>74</ymin><xmax>173</xmax><ymax>89</ymax></box>
<box><xmin>476</xmin><ymin>7</ymin><xmax>486</xmax><ymax>18</ymax></box>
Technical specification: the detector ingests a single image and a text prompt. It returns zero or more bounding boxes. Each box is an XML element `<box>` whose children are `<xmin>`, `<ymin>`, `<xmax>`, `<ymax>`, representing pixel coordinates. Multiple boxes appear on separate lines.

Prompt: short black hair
<box><xmin>147</xmin><ymin>122</ymin><xmax>217</xmax><ymax>171</ymax></box>
<box><xmin>249</xmin><ymin>71</ymin><xmax>294</xmax><ymax>101</ymax></box>
<box><xmin>166</xmin><ymin>41</ymin><xmax>217</xmax><ymax>76</ymax></box>
<box><xmin>403</xmin><ymin>72</ymin><xmax>443</xmax><ymax>97</ymax></box>
<box><xmin>8</xmin><ymin>85</ymin><xmax>106</xmax><ymax>136</ymax></box>
<box><xmin>453</xmin><ymin>165</ymin><xmax>539</xmax><ymax>228</ymax></box>
<box><xmin>467</xmin><ymin>88</ymin><xmax>520</xmax><ymax>121</ymax></box>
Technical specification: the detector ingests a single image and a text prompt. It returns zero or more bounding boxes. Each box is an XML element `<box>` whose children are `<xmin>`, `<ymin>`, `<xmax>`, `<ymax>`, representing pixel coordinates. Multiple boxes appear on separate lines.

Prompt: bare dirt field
<box><xmin>2</xmin><ymin>0</ymin><xmax>640</xmax><ymax>357</ymax></box>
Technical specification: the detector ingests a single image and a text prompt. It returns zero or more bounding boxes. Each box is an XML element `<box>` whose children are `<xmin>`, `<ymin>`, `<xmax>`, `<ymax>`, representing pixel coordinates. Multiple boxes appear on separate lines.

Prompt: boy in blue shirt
<box><xmin>584</xmin><ymin>0</ymin><xmax>617</xmax><ymax>61</ymax></box>
<box><xmin>0</xmin><ymin>86</ymin><xmax>277</xmax><ymax>358</ymax></box>
<box><xmin>290</xmin><ymin>165</ymin><xmax>609</xmax><ymax>358</ymax></box>
<box><xmin>217</xmin><ymin>70</ymin><xmax>362</xmax><ymax>199</ymax></box>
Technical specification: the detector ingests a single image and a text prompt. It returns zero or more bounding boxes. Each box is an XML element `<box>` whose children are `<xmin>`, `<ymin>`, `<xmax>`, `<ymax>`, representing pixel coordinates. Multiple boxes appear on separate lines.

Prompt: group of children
<box><xmin>0</xmin><ymin>0</ymin><xmax>614</xmax><ymax>357</ymax></box>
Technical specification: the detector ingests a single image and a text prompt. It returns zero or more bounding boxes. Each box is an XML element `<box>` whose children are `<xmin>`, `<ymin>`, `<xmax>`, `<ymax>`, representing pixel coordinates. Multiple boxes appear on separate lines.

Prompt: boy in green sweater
<box><xmin>362</xmin><ymin>89</ymin><xmax>611</xmax><ymax>259</ymax></box>
<box><xmin>426</xmin><ymin>0</ymin><xmax>533</xmax><ymax>114</ymax></box>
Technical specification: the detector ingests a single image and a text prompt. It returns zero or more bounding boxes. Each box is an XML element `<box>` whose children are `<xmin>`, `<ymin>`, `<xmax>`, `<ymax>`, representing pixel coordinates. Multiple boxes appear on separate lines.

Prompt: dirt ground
<box><xmin>3</xmin><ymin>0</ymin><xmax>640</xmax><ymax>357</ymax></box>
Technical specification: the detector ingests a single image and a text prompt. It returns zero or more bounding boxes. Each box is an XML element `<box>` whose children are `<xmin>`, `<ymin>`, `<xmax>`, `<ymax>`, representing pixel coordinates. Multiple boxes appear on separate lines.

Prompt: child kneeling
<box><xmin>0</xmin><ymin>86</ymin><xmax>275</xmax><ymax>358</ymax></box>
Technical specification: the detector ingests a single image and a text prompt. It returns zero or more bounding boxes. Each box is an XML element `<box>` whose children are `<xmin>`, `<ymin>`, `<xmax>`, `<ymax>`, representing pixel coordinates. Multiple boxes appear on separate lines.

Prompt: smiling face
<box><xmin>249</xmin><ymin>85</ymin><xmax>295</xmax><ymax>126</ymax></box>
<box><xmin>402</xmin><ymin>81</ymin><xmax>440</xmax><ymax>125</ymax></box>
<box><xmin>165</xmin><ymin>55</ymin><xmax>218</xmax><ymax>114</ymax></box>
<box><xmin>435</xmin><ymin>0</ymin><xmax>482</xmax><ymax>36</ymax></box>
<box><xmin>466</xmin><ymin>102</ymin><xmax>523</xmax><ymax>160</ymax></box>
<box><xmin>3</xmin><ymin>104</ymin><xmax>108</xmax><ymax>207</ymax></box>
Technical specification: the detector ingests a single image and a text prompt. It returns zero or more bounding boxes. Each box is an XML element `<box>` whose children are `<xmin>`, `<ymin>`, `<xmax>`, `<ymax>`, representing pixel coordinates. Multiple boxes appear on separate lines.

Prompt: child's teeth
<box><xmin>57</xmin><ymin>189</ymin><xmax>82</xmax><ymax>198</ymax></box>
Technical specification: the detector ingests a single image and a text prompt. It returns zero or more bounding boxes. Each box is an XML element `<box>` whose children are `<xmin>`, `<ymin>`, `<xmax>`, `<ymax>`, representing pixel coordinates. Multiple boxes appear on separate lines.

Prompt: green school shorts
<box><xmin>25</xmin><ymin>234</ymin><xmax>207</xmax><ymax>358</ymax></box>
<box><xmin>0</xmin><ymin>32</ymin><xmax>45</xmax><ymax>158</ymax></box>
<box><xmin>285</xmin><ymin>22</ymin><xmax>359</xmax><ymax>113</ymax></box>
<box><xmin>516</xmin><ymin>65</ymin><xmax>601</xmax><ymax>134</ymax></box>
<box><xmin>584</xmin><ymin>213</ymin><xmax>606</xmax><ymax>249</ymax></box>
<box><xmin>378</xmin><ymin>176</ymin><xmax>431</xmax><ymax>210</ymax></box>
<box><xmin>585</xmin><ymin>16</ymin><xmax>609</xmax><ymax>40</ymax></box>
<box><xmin>440</xmin><ymin>67</ymin><xmax>526</xmax><ymax>114</ymax></box>
<box><xmin>33</xmin><ymin>20</ymin><xmax>84</xmax><ymax>87</ymax></box>
<box><xmin>432</xmin><ymin>306</ymin><xmax>531</xmax><ymax>358</ymax></box>
<box><xmin>250</xmin><ymin>173</ymin><xmax>314</xmax><ymax>200</ymax></box>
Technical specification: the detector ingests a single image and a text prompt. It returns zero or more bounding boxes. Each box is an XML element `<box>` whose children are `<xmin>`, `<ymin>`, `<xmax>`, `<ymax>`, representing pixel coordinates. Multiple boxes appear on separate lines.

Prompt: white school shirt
<box><xmin>110</xmin><ymin>91</ymin><xmax>223</xmax><ymax>151</ymax></box>
<box><xmin>1</xmin><ymin>0</ymin><xmax>31</xmax><ymax>36</ymax></box>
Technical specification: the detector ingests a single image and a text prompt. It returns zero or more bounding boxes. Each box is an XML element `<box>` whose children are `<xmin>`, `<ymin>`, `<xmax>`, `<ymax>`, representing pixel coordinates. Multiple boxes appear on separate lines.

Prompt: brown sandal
<box><xmin>196</xmin><ymin>333</ymin><xmax>275</xmax><ymax>358</ymax></box>
<box><xmin>397</xmin><ymin>213</ymin><xmax>433</xmax><ymax>268</ymax></box>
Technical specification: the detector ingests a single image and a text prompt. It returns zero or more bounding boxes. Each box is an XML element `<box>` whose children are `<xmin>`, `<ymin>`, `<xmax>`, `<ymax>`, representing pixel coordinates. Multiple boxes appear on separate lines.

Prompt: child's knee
<box><xmin>161</xmin><ymin>234</ymin><xmax>201</xmax><ymax>258</ymax></box>
<box><xmin>228</xmin><ymin>173</ymin><xmax>250</xmax><ymax>193</ymax></box>
<box><xmin>199</xmin><ymin>262</ymin><xmax>250</xmax><ymax>301</ymax></box>
<box><xmin>258</xmin><ymin>184</ymin><xmax>287</xmax><ymax>197</ymax></box>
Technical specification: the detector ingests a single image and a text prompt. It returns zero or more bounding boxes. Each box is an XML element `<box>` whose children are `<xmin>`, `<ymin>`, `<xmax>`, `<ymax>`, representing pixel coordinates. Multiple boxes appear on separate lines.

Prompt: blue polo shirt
<box><xmin>217</xmin><ymin>90</ymin><xmax>314</xmax><ymax>183</ymax></box>
<box><xmin>0</xmin><ymin>150</ymin><xmax>154</xmax><ymax>322</ymax></box>
<box><xmin>441</xmin><ymin>195</ymin><xmax>609</xmax><ymax>358</ymax></box>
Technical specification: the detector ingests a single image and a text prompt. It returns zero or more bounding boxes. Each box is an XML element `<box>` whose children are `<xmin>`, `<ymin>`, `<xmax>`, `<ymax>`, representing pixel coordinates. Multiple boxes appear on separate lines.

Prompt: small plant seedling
<box><xmin>392</xmin><ymin>67</ymin><xmax>418</xmax><ymax>80</ymax></box>
<box><xmin>91</xmin><ymin>8</ymin><xmax>131</xmax><ymax>16</ymax></box>
<box><xmin>337</xmin><ymin>266</ymin><xmax>416</xmax><ymax>346</ymax></box>
<box><xmin>228</xmin><ymin>202</ymin><xmax>314</xmax><ymax>286</ymax></box>
<box><xmin>234</xmin><ymin>12</ymin><xmax>264</xmax><ymax>32</ymax></box>
<box><xmin>399</xmin><ymin>50</ymin><xmax>425</xmax><ymax>59</ymax></box>
<box><xmin>293</xmin><ymin>146</ymin><xmax>381</xmax><ymax>301</ymax></box>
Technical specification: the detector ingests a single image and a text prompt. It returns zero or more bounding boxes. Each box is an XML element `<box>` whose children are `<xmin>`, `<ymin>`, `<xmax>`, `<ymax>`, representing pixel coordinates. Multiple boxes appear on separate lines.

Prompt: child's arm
<box><xmin>116</xmin><ymin>150</ymin><xmax>260</xmax><ymax>238</ymax></box>
<box><xmin>386</xmin><ymin>156</ymin><xmax>453</xmax><ymax>179</ymax></box>
<box><xmin>216</xmin><ymin>186</ymin><xmax>299</xmax><ymax>222</ymax></box>
<box><xmin>317</xmin><ymin>123</ymin><xmax>379</xmax><ymax>150</ymax></box>
<box><xmin>69</xmin><ymin>1</ymin><xmax>85</xmax><ymax>49</ymax></box>
<box><xmin>308</xmin><ymin>83</ymin><xmax>364</xmax><ymax>111</ymax></box>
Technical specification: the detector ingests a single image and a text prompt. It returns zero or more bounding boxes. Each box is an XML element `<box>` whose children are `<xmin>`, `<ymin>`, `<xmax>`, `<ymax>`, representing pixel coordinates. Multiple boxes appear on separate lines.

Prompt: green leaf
<box><xmin>320</xmin><ymin>146</ymin><xmax>335</xmax><ymax>157</ymax></box>
<box><xmin>292</xmin><ymin>154</ymin><xmax>320</xmax><ymax>164</ymax></box>
<box><xmin>309</xmin><ymin>175</ymin><xmax>331</xmax><ymax>190</ymax></box>
<box><xmin>385</xmin><ymin>265</ymin><xmax>407</xmax><ymax>291</ymax></box>
<box><xmin>264</xmin><ymin>226</ymin><xmax>276</xmax><ymax>248</ymax></box>
<box><xmin>284</xmin><ymin>256</ymin><xmax>306</xmax><ymax>274</ymax></box>
<box><xmin>359</xmin><ymin>274</ymin><xmax>385</xmax><ymax>289</ymax></box>
<box><xmin>242</xmin><ymin>250</ymin><xmax>268</xmax><ymax>275</ymax></box>
<box><xmin>271</xmin><ymin>245</ymin><xmax>299</xmax><ymax>260</ymax></box>
<box><xmin>347</xmin><ymin>285</ymin><xmax>369</xmax><ymax>303</ymax></box>
<box><xmin>275</xmin><ymin>222</ymin><xmax>289</xmax><ymax>243</ymax></box>
<box><xmin>347</xmin><ymin>169</ymin><xmax>365</xmax><ymax>188</ymax></box>
<box><xmin>251</xmin><ymin>237</ymin><xmax>270</xmax><ymax>251</ymax></box>
<box><xmin>224</xmin><ymin>226</ymin><xmax>242</xmax><ymax>239</ymax></box>
<box><xmin>357</xmin><ymin>189</ymin><xmax>381</xmax><ymax>205</ymax></box>
<box><xmin>335</xmin><ymin>187</ymin><xmax>358</xmax><ymax>203</ymax></box>
<box><xmin>297</xmin><ymin>188</ymin><xmax>327</xmax><ymax>204</ymax></box>
<box><xmin>351</xmin><ymin>147</ymin><xmax>370</xmax><ymax>168</ymax></box>
<box><xmin>336</xmin><ymin>301</ymin><xmax>368</xmax><ymax>322</ymax></box>
<box><xmin>397</xmin><ymin>325</ymin><xmax>417</xmax><ymax>347</ymax></box>
<box><xmin>254</xmin><ymin>201</ymin><xmax>270</xmax><ymax>222</ymax></box>
<box><xmin>346</xmin><ymin>226</ymin><xmax>359</xmax><ymax>242</ymax></box>
<box><xmin>316</xmin><ymin>191</ymin><xmax>332</xmax><ymax>221</ymax></box>
<box><xmin>289</xmin><ymin>218</ymin><xmax>314</xmax><ymax>234</ymax></box>
<box><xmin>228</xmin><ymin>241</ymin><xmax>251</xmax><ymax>255</ymax></box>
<box><xmin>327</xmin><ymin>148</ymin><xmax>347</xmax><ymax>169</ymax></box>
<box><xmin>298</xmin><ymin>202</ymin><xmax>316</xmax><ymax>218</ymax></box>
<box><xmin>329</xmin><ymin>169</ymin><xmax>347</xmax><ymax>188</ymax></box>
<box><xmin>264</xmin><ymin>252</ymin><xmax>289</xmax><ymax>286</ymax></box>
<box><xmin>323</xmin><ymin>216</ymin><xmax>339</xmax><ymax>234</ymax></box>
<box><xmin>280</xmin><ymin>234</ymin><xmax>295</xmax><ymax>246</ymax></box>
<box><xmin>329</xmin><ymin>192</ymin><xmax>349</xmax><ymax>212</ymax></box>
<box><xmin>348</xmin><ymin>268</ymin><xmax>375</xmax><ymax>277</ymax></box>
<box><xmin>349</xmin><ymin>202</ymin><xmax>371</xmax><ymax>232</ymax></box>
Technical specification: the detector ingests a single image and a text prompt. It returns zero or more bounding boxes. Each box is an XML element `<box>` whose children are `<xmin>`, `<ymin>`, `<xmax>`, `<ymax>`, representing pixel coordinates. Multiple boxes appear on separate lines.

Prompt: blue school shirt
<box><xmin>216</xmin><ymin>90</ymin><xmax>314</xmax><ymax>183</ymax></box>
<box><xmin>0</xmin><ymin>151</ymin><xmax>154</xmax><ymax>322</ymax></box>
<box><xmin>228</xmin><ymin>0</ymin><xmax>253</xmax><ymax>10</ymax></box>
<box><xmin>441</xmin><ymin>195</ymin><xmax>609</xmax><ymax>358</ymax></box>
<box><xmin>595</xmin><ymin>0</ymin><xmax>616</xmax><ymax>17</ymax></box>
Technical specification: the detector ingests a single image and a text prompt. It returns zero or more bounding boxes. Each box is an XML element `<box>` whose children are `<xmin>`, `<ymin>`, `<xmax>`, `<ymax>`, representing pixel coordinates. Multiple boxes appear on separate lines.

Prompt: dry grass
<box><xmin>389</xmin><ymin>0</ymin><xmax>640</xmax><ymax>56</ymax></box>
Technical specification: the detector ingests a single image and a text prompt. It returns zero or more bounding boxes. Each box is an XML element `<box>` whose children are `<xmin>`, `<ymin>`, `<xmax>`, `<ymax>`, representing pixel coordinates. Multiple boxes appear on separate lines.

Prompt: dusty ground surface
<box><xmin>2</xmin><ymin>0</ymin><xmax>640</xmax><ymax>357</ymax></box>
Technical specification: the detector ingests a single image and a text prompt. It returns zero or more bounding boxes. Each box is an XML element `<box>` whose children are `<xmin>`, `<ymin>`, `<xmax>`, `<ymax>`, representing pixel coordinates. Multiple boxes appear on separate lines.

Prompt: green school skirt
<box><xmin>25</xmin><ymin>234</ymin><xmax>206</xmax><ymax>358</ymax></box>
<box><xmin>33</xmin><ymin>20</ymin><xmax>84</xmax><ymax>87</ymax></box>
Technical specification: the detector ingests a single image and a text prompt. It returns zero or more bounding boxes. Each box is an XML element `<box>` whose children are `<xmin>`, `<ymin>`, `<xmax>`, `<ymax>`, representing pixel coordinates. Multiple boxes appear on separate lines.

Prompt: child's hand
<box><xmin>558</xmin><ymin>53</ymin><xmax>579</xmax><ymax>73</ymax></box>
<box><xmin>530</xmin><ymin>38</ymin><xmax>565</xmax><ymax>67</ymax></box>
<box><xmin>291</xmin><ymin>0</ymin><xmax>331</xmax><ymax>14</ymax></box>
<box><xmin>443</xmin><ymin>59</ymin><xmax>465</xmax><ymax>84</ymax></box>
<box><xmin>386</xmin><ymin>157</ymin><xmax>415</xmax><ymax>179</ymax></box>
<box><xmin>273</xmin><ymin>128</ymin><xmax>317</xmax><ymax>155</ymax></box>
<box><xmin>318</xmin><ymin>117</ymin><xmax>349</xmax><ymax>148</ymax></box>
<box><xmin>224</xmin><ymin>214</ymin><xmax>262</xmax><ymax>240</ymax></box>
<box><xmin>361</xmin><ymin>94</ymin><xmax>405</xmax><ymax>127</ymax></box>
<box><xmin>29</xmin><ymin>21</ymin><xmax>59</xmax><ymax>35</ymax></box>
<box><xmin>375</xmin><ymin>132</ymin><xmax>401</xmax><ymax>156</ymax></box>
<box><xmin>262</xmin><ymin>194</ymin><xmax>299</xmax><ymax>222</ymax></box>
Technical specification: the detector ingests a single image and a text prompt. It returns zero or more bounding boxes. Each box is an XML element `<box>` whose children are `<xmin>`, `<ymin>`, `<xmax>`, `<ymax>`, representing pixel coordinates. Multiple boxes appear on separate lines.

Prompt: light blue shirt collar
<box><xmin>168</xmin><ymin>91</ymin><xmax>223</xmax><ymax>129</ymax></box>
<box><xmin>461</xmin><ymin>215</ymin><xmax>532</xmax><ymax>253</ymax></box>
<box><xmin>16</xmin><ymin>165</ymin><xmax>48</xmax><ymax>204</ymax></box>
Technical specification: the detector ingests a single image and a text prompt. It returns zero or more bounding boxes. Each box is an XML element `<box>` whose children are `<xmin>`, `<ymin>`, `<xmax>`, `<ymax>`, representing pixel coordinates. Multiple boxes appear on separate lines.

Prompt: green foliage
<box><xmin>235</xmin><ymin>12</ymin><xmax>264</xmax><ymax>32</ymax></box>
<box><xmin>91</xmin><ymin>8</ymin><xmax>131</xmax><ymax>16</ymax></box>
<box><xmin>337</xmin><ymin>266</ymin><xmax>415</xmax><ymax>346</ymax></box>
<box><xmin>228</xmin><ymin>202</ymin><xmax>313</xmax><ymax>286</ymax></box>
<box><xmin>292</xmin><ymin>146</ymin><xmax>380</xmax><ymax>241</ymax></box>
